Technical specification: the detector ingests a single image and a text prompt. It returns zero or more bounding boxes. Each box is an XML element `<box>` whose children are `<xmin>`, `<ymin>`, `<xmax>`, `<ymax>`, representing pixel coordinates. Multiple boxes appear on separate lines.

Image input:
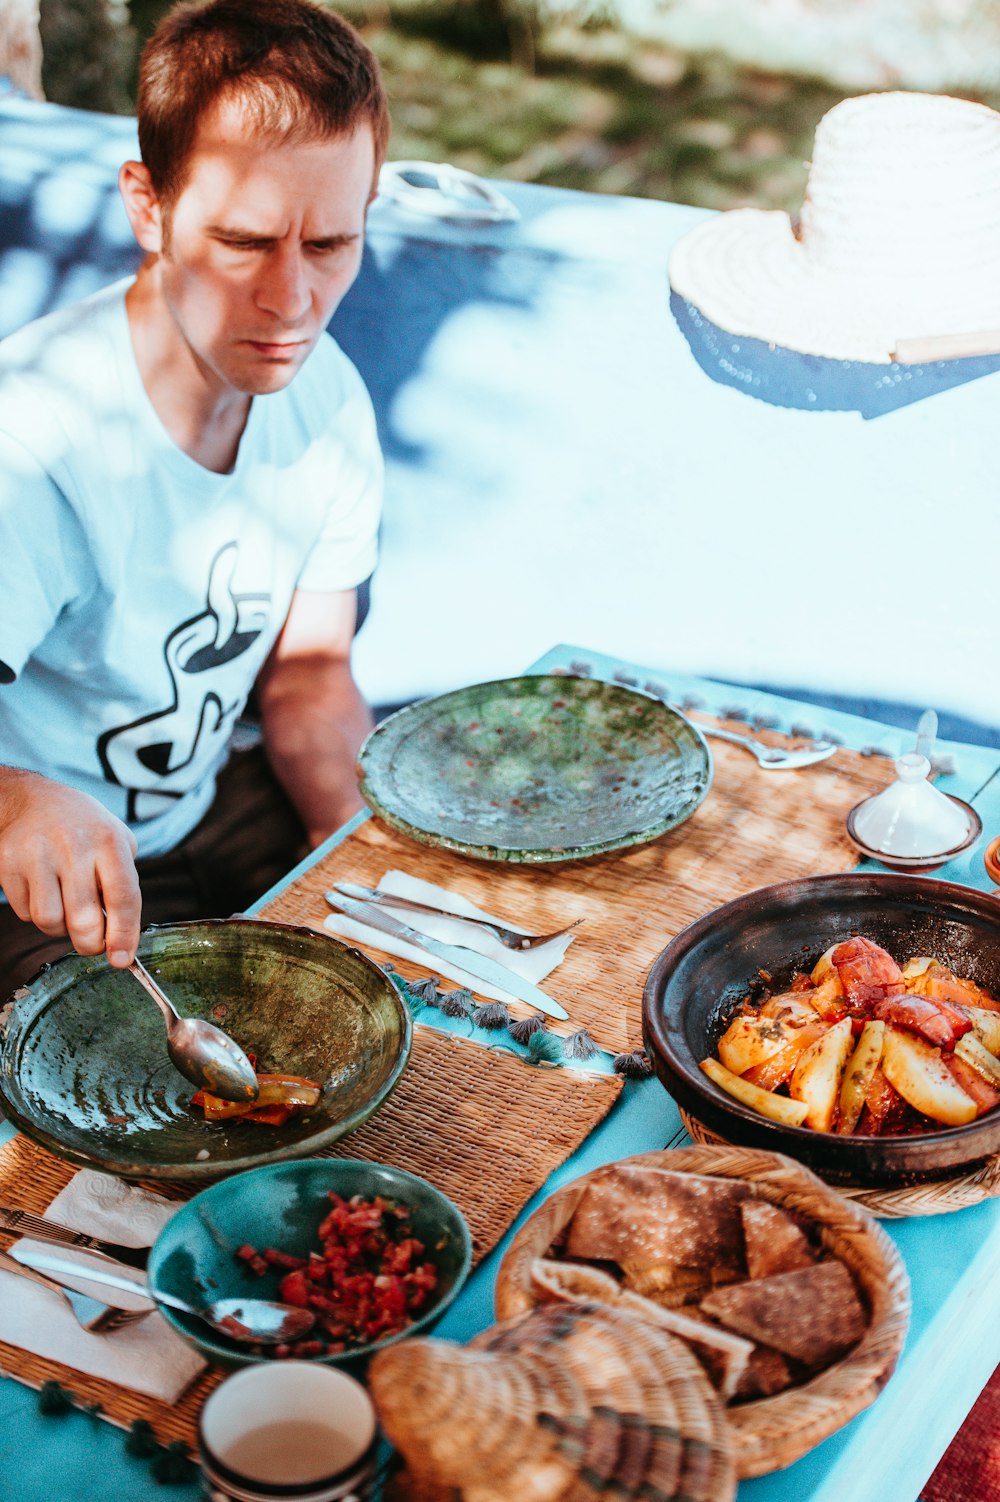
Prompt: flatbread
<box><xmin>740</xmin><ymin>1200</ymin><xmax>816</xmax><ymax>1279</ymax></box>
<box><xmin>731</xmin><ymin>1343</ymin><xmax>795</xmax><ymax>1401</ymax></box>
<box><xmin>530</xmin><ymin>1257</ymin><xmax>623</xmax><ymax>1304</ymax></box>
<box><xmin>630</xmin><ymin>1266</ymin><xmax>718</xmax><ymax>1306</ymax></box>
<box><xmin>564</xmin><ymin>1165</ymin><xmax>751</xmax><ymax>1296</ymax></box>
<box><xmin>528</xmin><ymin>1259</ymin><xmax>753</xmax><ymax>1402</ymax></box>
<box><xmin>699</xmin><ymin>1260</ymin><xmax>867</xmax><ymax>1367</ymax></box>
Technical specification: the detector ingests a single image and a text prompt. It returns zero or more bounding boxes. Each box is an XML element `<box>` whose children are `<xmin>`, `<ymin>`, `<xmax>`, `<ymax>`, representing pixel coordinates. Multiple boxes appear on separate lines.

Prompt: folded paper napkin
<box><xmin>1</xmin><ymin>1169</ymin><xmax>205</xmax><ymax>1402</ymax></box>
<box><xmin>323</xmin><ymin>870</ymin><xmax>575</xmax><ymax>1006</ymax></box>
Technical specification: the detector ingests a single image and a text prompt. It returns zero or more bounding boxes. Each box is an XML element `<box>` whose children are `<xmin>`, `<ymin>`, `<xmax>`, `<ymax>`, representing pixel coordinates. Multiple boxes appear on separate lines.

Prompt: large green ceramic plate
<box><xmin>358</xmin><ymin>675</ymin><xmax>713</xmax><ymax>863</ymax></box>
<box><xmin>0</xmin><ymin>920</ymin><xmax>411</xmax><ymax>1182</ymax></box>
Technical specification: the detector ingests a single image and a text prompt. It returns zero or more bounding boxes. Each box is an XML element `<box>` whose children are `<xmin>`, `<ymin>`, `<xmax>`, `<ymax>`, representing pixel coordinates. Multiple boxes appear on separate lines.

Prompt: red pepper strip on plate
<box><xmin>192</xmin><ymin>1073</ymin><xmax>321</xmax><ymax>1123</ymax></box>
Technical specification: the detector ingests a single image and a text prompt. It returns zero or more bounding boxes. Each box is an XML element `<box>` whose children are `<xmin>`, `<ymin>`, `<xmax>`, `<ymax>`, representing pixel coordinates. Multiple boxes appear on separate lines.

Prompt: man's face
<box><xmin>154</xmin><ymin>99</ymin><xmax>375</xmax><ymax>397</ymax></box>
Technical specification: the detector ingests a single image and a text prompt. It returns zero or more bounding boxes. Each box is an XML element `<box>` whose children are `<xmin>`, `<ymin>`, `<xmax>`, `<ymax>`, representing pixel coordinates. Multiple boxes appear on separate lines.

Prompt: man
<box><xmin>0</xmin><ymin>0</ymin><xmax>390</xmax><ymax>995</ymax></box>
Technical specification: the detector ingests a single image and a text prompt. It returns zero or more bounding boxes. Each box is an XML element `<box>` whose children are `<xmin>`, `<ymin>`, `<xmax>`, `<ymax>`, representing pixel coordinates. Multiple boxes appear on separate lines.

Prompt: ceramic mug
<box><xmin>198</xmin><ymin>1362</ymin><xmax>378</xmax><ymax>1502</ymax></box>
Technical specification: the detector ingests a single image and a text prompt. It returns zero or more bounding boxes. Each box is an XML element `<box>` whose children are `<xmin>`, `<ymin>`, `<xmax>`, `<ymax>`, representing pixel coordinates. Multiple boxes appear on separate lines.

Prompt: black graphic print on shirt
<box><xmin>97</xmin><ymin>543</ymin><xmax>271</xmax><ymax>821</ymax></box>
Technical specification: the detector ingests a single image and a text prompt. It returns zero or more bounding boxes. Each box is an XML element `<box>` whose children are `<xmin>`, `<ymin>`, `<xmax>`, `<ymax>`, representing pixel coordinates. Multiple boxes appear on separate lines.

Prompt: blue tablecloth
<box><xmin>2</xmin><ymin>645</ymin><xmax>998</xmax><ymax>1502</ymax></box>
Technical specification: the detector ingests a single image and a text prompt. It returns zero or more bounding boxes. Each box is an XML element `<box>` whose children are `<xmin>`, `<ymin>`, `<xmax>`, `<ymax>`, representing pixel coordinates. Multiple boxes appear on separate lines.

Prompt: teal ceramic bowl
<box><xmin>357</xmin><ymin>675</ymin><xmax>712</xmax><ymax>863</ymax></box>
<box><xmin>0</xmin><ymin>920</ymin><xmax>412</xmax><ymax>1182</ymax></box>
<box><xmin>147</xmin><ymin>1158</ymin><xmax>473</xmax><ymax>1367</ymax></box>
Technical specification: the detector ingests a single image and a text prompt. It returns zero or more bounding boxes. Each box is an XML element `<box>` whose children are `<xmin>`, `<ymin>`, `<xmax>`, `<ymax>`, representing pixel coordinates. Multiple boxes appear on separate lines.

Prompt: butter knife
<box><xmin>11</xmin><ymin>1245</ymin><xmax>153</xmax><ymax>1311</ymax></box>
<box><xmin>0</xmin><ymin>1206</ymin><xmax>149</xmax><ymax>1270</ymax></box>
<box><xmin>0</xmin><ymin>1245</ymin><xmax>114</xmax><ymax>1329</ymax></box>
<box><xmin>324</xmin><ymin>890</ymin><xmax>569</xmax><ymax>1021</ymax></box>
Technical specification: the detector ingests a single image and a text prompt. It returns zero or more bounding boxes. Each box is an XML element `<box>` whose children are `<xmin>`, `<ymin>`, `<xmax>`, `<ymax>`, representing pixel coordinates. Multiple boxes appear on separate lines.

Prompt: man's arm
<box><xmin>256</xmin><ymin>587</ymin><xmax>373</xmax><ymax>848</ymax></box>
<box><xmin>0</xmin><ymin>767</ymin><xmax>141</xmax><ymax>963</ymax></box>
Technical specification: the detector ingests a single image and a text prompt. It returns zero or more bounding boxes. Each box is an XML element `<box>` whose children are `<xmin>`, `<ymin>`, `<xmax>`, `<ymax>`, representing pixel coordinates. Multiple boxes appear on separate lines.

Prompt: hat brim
<box><xmin>668</xmin><ymin>210</ymin><xmax>1000</xmax><ymax>364</ymax></box>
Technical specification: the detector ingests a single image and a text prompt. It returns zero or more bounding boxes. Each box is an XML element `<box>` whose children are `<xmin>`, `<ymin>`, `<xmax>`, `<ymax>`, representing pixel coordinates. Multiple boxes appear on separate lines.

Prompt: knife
<box><xmin>10</xmin><ymin>1245</ymin><xmax>154</xmax><ymax>1311</ymax></box>
<box><xmin>0</xmin><ymin>1207</ymin><xmax>150</xmax><ymax>1270</ymax></box>
<box><xmin>324</xmin><ymin>890</ymin><xmax>570</xmax><ymax>1021</ymax></box>
<box><xmin>0</xmin><ymin>1245</ymin><xmax>116</xmax><ymax>1329</ymax></box>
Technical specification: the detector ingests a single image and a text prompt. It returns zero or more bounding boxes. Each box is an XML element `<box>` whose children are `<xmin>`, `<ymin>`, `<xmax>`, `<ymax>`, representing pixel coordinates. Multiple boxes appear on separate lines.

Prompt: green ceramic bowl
<box><xmin>147</xmin><ymin>1158</ymin><xmax>473</xmax><ymax>1367</ymax></box>
<box><xmin>0</xmin><ymin>920</ymin><xmax>411</xmax><ymax>1182</ymax></box>
<box><xmin>357</xmin><ymin>674</ymin><xmax>712</xmax><ymax>863</ymax></box>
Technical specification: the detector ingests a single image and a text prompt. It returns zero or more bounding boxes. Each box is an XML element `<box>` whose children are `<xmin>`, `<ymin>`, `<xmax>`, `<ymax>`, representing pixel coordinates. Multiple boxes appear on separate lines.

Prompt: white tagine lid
<box><xmin>852</xmin><ymin>752</ymin><xmax>972</xmax><ymax>857</ymax></box>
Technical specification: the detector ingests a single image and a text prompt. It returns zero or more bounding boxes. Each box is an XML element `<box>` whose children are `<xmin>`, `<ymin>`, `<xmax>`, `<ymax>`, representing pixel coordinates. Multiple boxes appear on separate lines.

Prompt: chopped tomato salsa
<box><xmin>237</xmin><ymin>1192</ymin><xmax>440</xmax><ymax>1358</ymax></box>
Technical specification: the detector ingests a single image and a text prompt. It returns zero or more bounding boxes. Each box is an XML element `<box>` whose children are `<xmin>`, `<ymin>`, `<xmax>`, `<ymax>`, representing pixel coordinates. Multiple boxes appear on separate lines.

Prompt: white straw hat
<box><xmin>668</xmin><ymin>91</ymin><xmax>1000</xmax><ymax>364</ymax></box>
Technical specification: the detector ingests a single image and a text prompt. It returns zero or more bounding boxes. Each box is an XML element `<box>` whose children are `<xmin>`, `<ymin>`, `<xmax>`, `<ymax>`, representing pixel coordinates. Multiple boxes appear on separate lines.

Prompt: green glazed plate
<box><xmin>357</xmin><ymin>675</ymin><xmax>713</xmax><ymax>863</ymax></box>
<box><xmin>147</xmin><ymin>1157</ymin><xmax>473</xmax><ymax>1367</ymax></box>
<box><xmin>0</xmin><ymin>920</ymin><xmax>411</xmax><ymax>1182</ymax></box>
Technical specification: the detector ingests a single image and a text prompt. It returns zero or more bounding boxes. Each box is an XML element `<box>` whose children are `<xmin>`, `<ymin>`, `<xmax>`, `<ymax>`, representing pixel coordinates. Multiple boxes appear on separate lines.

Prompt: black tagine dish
<box><xmin>642</xmin><ymin>874</ymin><xmax>1000</xmax><ymax>1187</ymax></box>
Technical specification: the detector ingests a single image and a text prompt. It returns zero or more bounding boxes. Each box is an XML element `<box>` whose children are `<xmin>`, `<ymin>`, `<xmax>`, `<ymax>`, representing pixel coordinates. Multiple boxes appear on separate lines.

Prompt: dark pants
<box><xmin>0</xmin><ymin>747</ymin><xmax>309</xmax><ymax>1000</ymax></box>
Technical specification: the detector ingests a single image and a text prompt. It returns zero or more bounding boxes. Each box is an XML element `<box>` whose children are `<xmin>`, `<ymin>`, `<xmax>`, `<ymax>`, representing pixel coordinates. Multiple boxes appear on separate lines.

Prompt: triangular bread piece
<box><xmin>740</xmin><ymin>1200</ymin><xmax>816</xmax><ymax>1279</ymax></box>
<box><xmin>699</xmin><ymin>1260</ymin><xmax>867</xmax><ymax>1367</ymax></box>
<box><xmin>564</xmin><ymin>1165</ymin><xmax>751</xmax><ymax>1296</ymax></box>
<box><xmin>731</xmin><ymin>1343</ymin><xmax>795</xmax><ymax>1401</ymax></box>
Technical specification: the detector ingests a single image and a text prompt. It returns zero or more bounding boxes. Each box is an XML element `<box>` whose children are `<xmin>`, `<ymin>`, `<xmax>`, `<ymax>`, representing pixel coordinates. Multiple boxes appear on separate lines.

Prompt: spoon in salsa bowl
<box><xmin>14</xmin><ymin>1248</ymin><xmax>315</xmax><ymax>1346</ymax></box>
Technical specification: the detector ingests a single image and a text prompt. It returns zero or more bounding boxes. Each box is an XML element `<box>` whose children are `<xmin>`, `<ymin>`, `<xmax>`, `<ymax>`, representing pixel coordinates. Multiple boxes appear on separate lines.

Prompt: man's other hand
<box><xmin>0</xmin><ymin>768</ymin><xmax>141</xmax><ymax>965</ymax></box>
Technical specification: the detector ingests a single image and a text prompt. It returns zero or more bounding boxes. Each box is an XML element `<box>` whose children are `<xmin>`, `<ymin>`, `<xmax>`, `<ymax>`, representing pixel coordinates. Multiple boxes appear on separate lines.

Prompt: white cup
<box><xmin>198</xmin><ymin>1362</ymin><xmax>378</xmax><ymax>1502</ymax></box>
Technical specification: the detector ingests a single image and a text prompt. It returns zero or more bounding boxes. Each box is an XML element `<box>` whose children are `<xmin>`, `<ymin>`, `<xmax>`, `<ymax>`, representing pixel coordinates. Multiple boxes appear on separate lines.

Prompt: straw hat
<box><xmin>668</xmin><ymin>91</ymin><xmax>1000</xmax><ymax>363</ymax></box>
<box><xmin>370</xmin><ymin>1300</ymin><xmax>736</xmax><ymax>1501</ymax></box>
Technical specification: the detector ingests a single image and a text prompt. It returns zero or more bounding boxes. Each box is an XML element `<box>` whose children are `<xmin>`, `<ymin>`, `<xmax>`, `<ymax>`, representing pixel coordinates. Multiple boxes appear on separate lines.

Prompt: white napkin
<box><xmin>0</xmin><ymin>1169</ymin><xmax>206</xmax><ymax>1402</ymax></box>
<box><xmin>323</xmin><ymin>870</ymin><xmax>575</xmax><ymax>1007</ymax></box>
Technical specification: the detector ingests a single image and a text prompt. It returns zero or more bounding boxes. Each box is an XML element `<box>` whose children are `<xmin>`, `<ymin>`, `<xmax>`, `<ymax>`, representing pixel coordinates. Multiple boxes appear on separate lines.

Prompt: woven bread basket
<box><xmin>494</xmin><ymin>1145</ymin><xmax>910</xmax><ymax>1479</ymax></box>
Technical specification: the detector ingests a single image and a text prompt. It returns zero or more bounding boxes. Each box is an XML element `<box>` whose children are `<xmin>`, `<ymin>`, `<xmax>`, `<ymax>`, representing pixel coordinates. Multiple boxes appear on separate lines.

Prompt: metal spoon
<box><xmin>11</xmin><ymin>1248</ymin><xmax>315</xmax><ymax>1346</ymax></box>
<box><xmin>127</xmin><ymin>955</ymin><xmax>259</xmax><ymax>1103</ymax></box>
<box><xmin>693</xmin><ymin>723</ymin><xmax>837</xmax><ymax>770</ymax></box>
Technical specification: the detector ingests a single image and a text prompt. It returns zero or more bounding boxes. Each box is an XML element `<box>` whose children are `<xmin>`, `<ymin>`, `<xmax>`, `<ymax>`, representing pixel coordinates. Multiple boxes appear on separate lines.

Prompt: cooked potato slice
<box><xmin>901</xmin><ymin>957</ymin><xmax>934</xmax><ymax>981</ymax></box>
<box><xmin>810</xmin><ymin>945</ymin><xmax>841</xmax><ymax>986</ymax></box>
<box><xmin>743</xmin><ymin>1022</ymin><xmax>829</xmax><ymax>1090</ymax></box>
<box><xmin>789</xmin><ymin>1017</ymin><xmax>854</xmax><ymax>1131</ymax></box>
<box><xmin>881</xmin><ymin>1025</ymin><xmax>977</xmax><ymax>1125</ymax></box>
<box><xmin>837</xmin><ymin>1020</ymin><xmax>885</xmax><ymax>1134</ymax></box>
<box><xmin>717</xmin><ymin>1015</ymin><xmax>795</xmax><ymax>1075</ymax></box>
<box><xmin>964</xmin><ymin>1006</ymin><xmax>1000</xmax><ymax>1055</ymax></box>
<box><xmin>954</xmin><ymin>1033</ymin><xmax>1000</xmax><ymax>1090</ymax></box>
<box><xmin>700</xmin><ymin>1058</ymin><xmax>810</xmax><ymax>1127</ymax></box>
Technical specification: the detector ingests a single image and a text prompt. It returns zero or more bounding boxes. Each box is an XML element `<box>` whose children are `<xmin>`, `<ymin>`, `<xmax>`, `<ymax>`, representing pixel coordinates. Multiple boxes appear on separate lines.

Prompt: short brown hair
<box><xmin>137</xmin><ymin>0</ymin><xmax>390</xmax><ymax>205</ymax></box>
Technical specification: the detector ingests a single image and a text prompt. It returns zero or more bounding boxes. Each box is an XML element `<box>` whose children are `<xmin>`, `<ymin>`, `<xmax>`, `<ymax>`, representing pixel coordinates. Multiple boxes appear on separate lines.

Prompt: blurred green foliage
<box><xmin>39</xmin><ymin>0</ymin><xmax>136</xmax><ymax>114</ymax></box>
<box><xmin>32</xmin><ymin>0</ymin><xmax>1000</xmax><ymax>211</ymax></box>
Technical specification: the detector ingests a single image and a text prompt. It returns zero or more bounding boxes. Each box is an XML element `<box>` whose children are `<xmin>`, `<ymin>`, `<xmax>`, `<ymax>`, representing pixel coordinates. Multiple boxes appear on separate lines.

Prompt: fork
<box><xmin>693</xmin><ymin>723</ymin><xmax>838</xmax><ymax>771</ymax></box>
<box><xmin>89</xmin><ymin>1304</ymin><xmax>152</xmax><ymax>1334</ymax></box>
<box><xmin>331</xmin><ymin>882</ymin><xmax>583</xmax><ymax>950</ymax></box>
<box><xmin>0</xmin><ymin>1206</ymin><xmax>149</xmax><ymax>1270</ymax></box>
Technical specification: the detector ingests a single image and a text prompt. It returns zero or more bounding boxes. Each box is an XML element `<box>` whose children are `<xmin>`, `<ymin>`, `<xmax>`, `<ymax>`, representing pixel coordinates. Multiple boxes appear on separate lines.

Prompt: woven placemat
<box><xmin>679</xmin><ymin>1110</ymin><xmax>1000</xmax><ymax>1218</ymax></box>
<box><xmin>260</xmin><ymin>731</ymin><xmax>889</xmax><ymax>1054</ymax></box>
<box><xmin>0</xmin><ymin>727</ymin><xmax>890</xmax><ymax>1449</ymax></box>
<box><xmin>0</xmin><ymin>1033</ymin><xmax>620</xmax><ymax>1449</ymax></box>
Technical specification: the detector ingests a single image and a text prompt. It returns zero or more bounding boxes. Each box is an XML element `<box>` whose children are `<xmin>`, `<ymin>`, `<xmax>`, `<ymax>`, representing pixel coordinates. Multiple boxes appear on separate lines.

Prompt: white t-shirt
<box><xmin>0</xmin><ymin>279</ymin><xmax>382</xmax><ymax>857</ymax></box>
